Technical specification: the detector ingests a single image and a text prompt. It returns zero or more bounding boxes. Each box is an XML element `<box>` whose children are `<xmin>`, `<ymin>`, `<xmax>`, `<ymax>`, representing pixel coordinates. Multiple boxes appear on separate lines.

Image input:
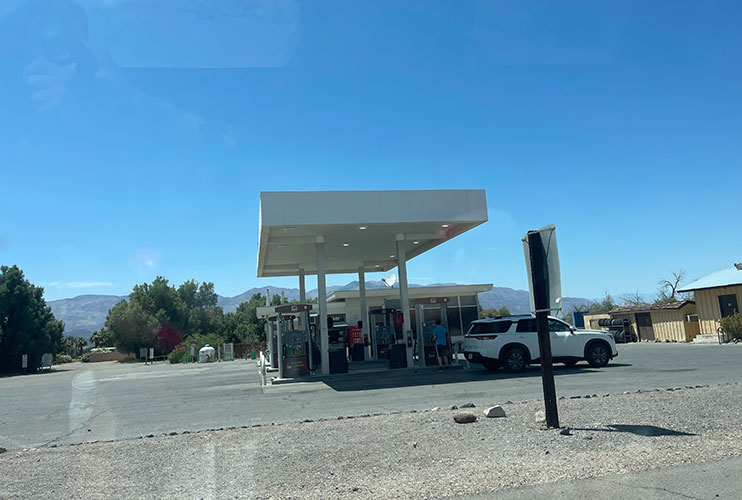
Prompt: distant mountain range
<box><xmin>47</xmin><ymin>283</ymin><xmax>593</xmax><ymax>339</ymax></box>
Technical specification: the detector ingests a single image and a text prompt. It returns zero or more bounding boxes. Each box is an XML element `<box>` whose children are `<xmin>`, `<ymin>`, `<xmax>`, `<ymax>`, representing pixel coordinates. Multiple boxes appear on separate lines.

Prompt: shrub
<box><xmin>54</xmin><ymin>354</ymin><xmax>72</xmax><ymax>364</ymax></box>
<box><xmin>720</xmin><ymin>312</ymin><xmax>742</xmax><ymax>340</ymax></box>
<box><xmin>80</xmin><ymin>352</ymin><xmax>90</xmax><ymax>363</ymax></box>
<box><xmin>167</xmin><ymin>350</ymin><xmax>182</xmax><ymax>364</ymax></box>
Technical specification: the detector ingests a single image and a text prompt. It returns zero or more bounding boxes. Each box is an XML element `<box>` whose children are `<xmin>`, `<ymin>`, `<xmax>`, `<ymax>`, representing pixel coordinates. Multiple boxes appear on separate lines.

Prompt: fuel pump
<box><xmin>275</xmin><ymin>304</ymin><xmax>313</xmax><ymax>377</ymax></box>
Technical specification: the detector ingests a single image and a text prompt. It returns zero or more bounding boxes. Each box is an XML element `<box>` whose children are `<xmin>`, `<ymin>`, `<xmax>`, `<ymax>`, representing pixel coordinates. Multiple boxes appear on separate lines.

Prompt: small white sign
<box><xmin>21</xmin><ymin>354</ymin><xmax>28</xmax><ymax>369</ymax></box>
<box><xmin>149</xmin><ymin>348</ymin><xmax>154</xmax><ymax>359</ymax></box>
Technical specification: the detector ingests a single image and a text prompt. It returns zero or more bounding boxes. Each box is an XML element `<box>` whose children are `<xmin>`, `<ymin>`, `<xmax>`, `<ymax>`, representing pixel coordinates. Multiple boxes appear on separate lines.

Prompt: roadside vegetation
<box><xmin>98</xmin><ymin>276</ymin><xmax>274</xmax><ymax>360</ymax></box>
<box><xmin>586</xmin><ymin>270</ymin><xmax>691</xmax><ymax>314</ymax></box>
<box><xmin>479</xmin><ymin>306</ymin><xmax>511</xmax><ymax>319</ymax></box>
<box><xmin>720</xmin><ymin>312</ymin><xmax>742</xmax><ymax>340</ymax></box>
<box><xmin>0</xmin><ymin>265</ymin><xmax>65</xmax><ymax>373</ymax></box>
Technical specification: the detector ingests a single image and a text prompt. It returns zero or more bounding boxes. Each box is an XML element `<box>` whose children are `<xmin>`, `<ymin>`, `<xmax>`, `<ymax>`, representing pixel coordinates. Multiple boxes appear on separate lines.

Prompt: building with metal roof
<box><xmin>678</xmin><ymin>264</ymin><xmax>742</xmax><ymax>336</ymax></box>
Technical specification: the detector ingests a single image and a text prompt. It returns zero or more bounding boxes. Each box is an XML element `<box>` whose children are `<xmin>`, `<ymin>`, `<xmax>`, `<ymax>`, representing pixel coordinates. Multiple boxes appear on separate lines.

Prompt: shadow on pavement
<box><xmin>573</xmin><ymin>424</ymin><xmax>696</xmax><ymax>437</ymax></box>
<box><xmin>320</xmin><ymin>363</ymin><xmax>630</xmax><ymax>392</ymax></box>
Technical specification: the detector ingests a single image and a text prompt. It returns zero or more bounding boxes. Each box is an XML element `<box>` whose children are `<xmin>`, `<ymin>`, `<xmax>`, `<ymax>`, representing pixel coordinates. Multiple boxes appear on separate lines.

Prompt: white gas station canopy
<box><xmin>257</xmin><ymin>190</ymin><xmax>488</xmax><ymax>277</ymax></box>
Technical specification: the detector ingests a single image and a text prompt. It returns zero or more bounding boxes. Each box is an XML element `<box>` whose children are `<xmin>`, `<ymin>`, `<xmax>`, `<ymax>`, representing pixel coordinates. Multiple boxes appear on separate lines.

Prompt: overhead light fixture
<box><xmin>441</xmin><ymin>224</ymin><xmax>449</xmax><ymax>228</ymax></box>
<box><xmin>278</xmin><ymin>244</ymin><xmax>289</xmax><ymax>249</ymax></box>
<box><xmin>358</xmin><ymin>225</ymin><xmax>368</xmax><ymax>230</ymax></box>
<box><xmin>390</xmin><ymin>254</ymin><xmax>395</xmax><ymax>258</ymax></box>
<box><xmin>413</xmin><ymin>241</ymin><xmax>420</xmax><ymax>245</ymax></box>
<box><xmin>342</xmin><ymin>243</ymin><xmax>350</xmax><ymax>247</ymax></box>
<box><xmin>375</xmin><ymin>264</ymin><xmax>380</xmax><ymax>268</ymax></box>
<box><xmin>282</xmin><ymin>227</ymin><xmax>296</xmax><ymax>232</ymax></box>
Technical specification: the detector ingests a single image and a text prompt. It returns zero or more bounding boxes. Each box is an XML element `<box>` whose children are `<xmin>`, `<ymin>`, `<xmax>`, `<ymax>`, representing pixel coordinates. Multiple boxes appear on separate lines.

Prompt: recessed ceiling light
<box><xmin>342</xmin><ymin>243</ymin><xmax>350</xmax><ymax>247</ymax></box>
<box><xmin>413</xmin><ymin>241</ymin><xmax>420</xmax><ymax>245</ymax></box>
<box><xmin>358</xmin><ymin>225</ymin><xmax>368</xmax><ymax>230</ymax></box>
<box><xmin>375</xmin><ymin>264</ymin><xmax>380</xmax><ymax>268</ymax></box>
<box><xmin>441</xmin><ymin>224</ymin><xmax>449</xmax><ymax>228</ymax></box>
<box><xmin>390</xmin><ymin>254</ymin><xmax>395</xmax><ymax>258</ymax></box>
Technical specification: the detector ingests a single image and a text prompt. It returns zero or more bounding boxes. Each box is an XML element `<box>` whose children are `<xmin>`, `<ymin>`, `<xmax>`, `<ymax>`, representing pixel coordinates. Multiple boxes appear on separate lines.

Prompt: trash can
<box><xmin>329</xmin><ymin>349</ymin><xmax>348</xmax><ymax>373</ymax></box>
<box><xmin>388</xmin><ymin>344</ymin><xmax>407</xmax><ymax>369</ymax></box>
<box><xmin>250</xmin><ymin>350</ymin><xmax>256</xmax><ymax>360</ymax></box>
<box><xmin>350</xmin><ymin>343</ymin><xmax>365</xmax><ymax>362</ymax></box>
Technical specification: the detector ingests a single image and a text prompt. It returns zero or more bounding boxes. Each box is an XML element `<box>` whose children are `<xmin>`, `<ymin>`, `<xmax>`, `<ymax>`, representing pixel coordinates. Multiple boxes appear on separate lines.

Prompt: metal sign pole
<box><xmin>528</xmin><ymin>230</ymin><xmax>560</xmax><ymax>429</ymax></box>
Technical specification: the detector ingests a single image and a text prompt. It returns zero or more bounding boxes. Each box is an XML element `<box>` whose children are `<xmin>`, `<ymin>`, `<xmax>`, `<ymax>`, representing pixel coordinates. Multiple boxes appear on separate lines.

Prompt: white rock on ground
<box><xmin>484</xmin><ymin>405</ymin><xmax>507</xmax><ymax>418</ymax></box>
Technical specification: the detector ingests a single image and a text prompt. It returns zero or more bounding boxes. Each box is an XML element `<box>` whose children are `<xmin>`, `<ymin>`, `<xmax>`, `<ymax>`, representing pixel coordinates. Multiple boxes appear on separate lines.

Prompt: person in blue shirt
<box><xmin>432</xmin><ymin>319</ymin><xmax>449</xmax><ymax>371</ymax></box>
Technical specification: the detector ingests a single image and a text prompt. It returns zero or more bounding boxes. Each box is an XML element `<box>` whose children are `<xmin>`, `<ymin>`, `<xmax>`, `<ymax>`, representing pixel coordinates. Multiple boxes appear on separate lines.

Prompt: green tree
<box><xmin>224</xmin><ymin>293</ymin><xmax>267</xmax><ymax>343</ymax></box>
<box><xmin>0</xmin><ymin>265</ymin><xmax>65</xmax><ymax>373</ymax></box>
<box><xmin>90</xmin><ymin>328</ymin><xmax>113</xmax><ymax>348</ymax></box>
<box><xmin>105</xmin><ymin>300</ymin><xmax>158</xmax><ymax>355</ymax></box>
<box><xmin>479</xmin><ymin>306</ymin><xmax>511</xmax><ymax>319</ymax></box>
<box><xmin>588</xmin><ymin>293</ymin><xmax>616</xmax><ymax>314</ymax></box>
<box><xmin>130</xmin><ymin>276</ymin><xmax>188</xmax><ymax>335</ymax></box>
<box><xmin>75</xmin><ymin>337</ymin><xmax>88</xmax><ymax>357</ymax></box>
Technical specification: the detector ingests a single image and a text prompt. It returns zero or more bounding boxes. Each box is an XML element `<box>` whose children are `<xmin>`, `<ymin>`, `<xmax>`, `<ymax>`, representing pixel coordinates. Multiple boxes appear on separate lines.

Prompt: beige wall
<box><xmin>592</xmin><ymin>304</ymin><xmax>698</xmax><ymax>342</ymax></box>
<box><xmin>694</xmin><ymin>285</ymin><xmax>742</xmax><ymax>334</ymax></box>
<box><xmin>647</xmin><ymin>307</ymin><xmax>695</xmax><ymax>342</ymax></box>
<box><xmin>89</xmin><ymin>351</ymin><xmax>128</xmax><ymax>362</ymax></box>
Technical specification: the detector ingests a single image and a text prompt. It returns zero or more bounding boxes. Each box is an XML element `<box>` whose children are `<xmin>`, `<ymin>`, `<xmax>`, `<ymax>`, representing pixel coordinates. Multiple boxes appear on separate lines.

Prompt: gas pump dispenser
<box><xmin>275</xmin><ymin>304</ymin><xmax>313</xmax><ymax>378</ymax></box>
<box><xmin>369</xmin><ymin>307</ymin><xmax>404</xmax><ymax>360</ymax></box>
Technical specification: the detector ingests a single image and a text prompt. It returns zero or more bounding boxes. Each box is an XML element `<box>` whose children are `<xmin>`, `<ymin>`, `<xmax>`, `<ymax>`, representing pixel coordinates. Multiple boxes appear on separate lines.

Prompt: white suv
<box><xmin>463</xmin><ymin>315</ymin><xmax>618</xmax><ymax>372</ymax></box>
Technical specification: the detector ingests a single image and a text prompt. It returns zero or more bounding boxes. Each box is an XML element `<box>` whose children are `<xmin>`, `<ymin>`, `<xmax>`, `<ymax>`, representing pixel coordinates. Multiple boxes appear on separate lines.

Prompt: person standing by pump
<box><xmin>432</xmin><ymin>319</ymin><xmax>449</xmax><ymax>371</ymax></box>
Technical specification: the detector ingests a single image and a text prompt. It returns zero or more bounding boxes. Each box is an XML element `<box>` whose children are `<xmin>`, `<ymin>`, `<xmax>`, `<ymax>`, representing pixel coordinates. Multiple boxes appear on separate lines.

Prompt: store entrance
<box><xmin>414</xmin><ymin>298</ymin><xmax>450</xmax><ymax>366</ymax></box>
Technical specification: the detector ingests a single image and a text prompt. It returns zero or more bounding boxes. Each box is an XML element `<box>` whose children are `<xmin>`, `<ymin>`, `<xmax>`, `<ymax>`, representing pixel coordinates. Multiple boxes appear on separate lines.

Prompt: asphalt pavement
<box><xmin>1</xmin><ymin>343</ymin><xmax>741</xmax><ymax>450</ymax></box>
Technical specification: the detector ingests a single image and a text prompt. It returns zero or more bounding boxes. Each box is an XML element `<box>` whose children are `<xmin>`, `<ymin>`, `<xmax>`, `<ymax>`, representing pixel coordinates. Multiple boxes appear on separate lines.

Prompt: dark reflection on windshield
<box><xmin>0</xmin><ymin>0</ymin><xmax>300</xmax><ymax>151</ymax></box>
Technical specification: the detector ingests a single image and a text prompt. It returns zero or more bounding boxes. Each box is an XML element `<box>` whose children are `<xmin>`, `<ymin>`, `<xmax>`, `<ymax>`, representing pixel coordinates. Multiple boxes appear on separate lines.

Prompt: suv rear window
<box><xmin>516</xmin><ymin>318</ymin><xmax>537</xmax><ymax>332</ymax></box>
<box><xmin>469</xmin><ymin>321</ymin><xmax>512</xmax><ymax>335</ymax></box>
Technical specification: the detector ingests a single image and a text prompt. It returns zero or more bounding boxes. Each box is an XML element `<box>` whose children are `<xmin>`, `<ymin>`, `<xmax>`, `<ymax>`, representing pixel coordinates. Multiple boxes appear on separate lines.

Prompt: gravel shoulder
<box><xmin>2</xmin><ymin>383</ymin><xmax>742</xmax><ymax>500</ymax></box>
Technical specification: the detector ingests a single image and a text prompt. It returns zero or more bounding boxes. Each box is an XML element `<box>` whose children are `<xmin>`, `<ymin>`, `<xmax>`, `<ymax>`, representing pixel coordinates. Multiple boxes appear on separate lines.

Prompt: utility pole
<box><xmin>527</xmin><ymin>230</ymin><xmax>560</xmax><ymax>428</ymax></box>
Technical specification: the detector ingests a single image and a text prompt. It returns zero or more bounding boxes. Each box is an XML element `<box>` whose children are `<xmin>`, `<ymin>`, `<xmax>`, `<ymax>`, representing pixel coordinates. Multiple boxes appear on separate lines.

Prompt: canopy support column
<box><xmin>299</xmin><ymin>268</ymin><xmax>306</xmax><ymax>303</ymax></box>
<box><xmin>317</xmin><ymin>237</ymin><xmax>330</xmax><ymax>375</ymax></box>
<box><xmin>396</xmin><ymin>234</ymin><xmax>414</xmax><ymax>367</ymax></box>
<box><xmin>358</xmin><ymin>265</ymin><xmax>369</xmax><ymax>360</ymax></box>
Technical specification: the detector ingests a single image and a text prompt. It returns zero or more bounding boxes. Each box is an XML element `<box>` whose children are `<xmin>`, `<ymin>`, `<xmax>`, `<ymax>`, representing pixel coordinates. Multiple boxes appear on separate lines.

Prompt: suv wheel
<box><xmin>503</xmin><ymin>346</ymin><xmax>528</xmax><ymax>372</ymax></box>
<box><xmin>586</xmin><ymin>342</ymin><xmax>610</xmax><ymax>368</ymax></box>
<box><xmin>483</xmin><ymin>361</ymin><xmax>501</xmax><ymax>372</ymax></box>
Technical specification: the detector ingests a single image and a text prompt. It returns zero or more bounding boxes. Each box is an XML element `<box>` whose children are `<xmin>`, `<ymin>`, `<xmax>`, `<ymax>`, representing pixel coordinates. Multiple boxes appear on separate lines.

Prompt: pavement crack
<box><xmin>41</xmin><ymin>408</ymin><xmax>113</xmax><ymax>448</ymax></box>
<box><xmin>601</xmin><ymin>477</ymin><xmax>705</xmax><ymax>500</ymax></box>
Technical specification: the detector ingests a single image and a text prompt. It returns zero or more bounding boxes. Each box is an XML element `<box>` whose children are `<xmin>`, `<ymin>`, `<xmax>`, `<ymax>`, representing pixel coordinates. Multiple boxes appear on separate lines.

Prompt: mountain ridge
<box><xmin>47</xmin><ymin>284</ymin><xmax>593</xmax><ymax>339</ymax></box>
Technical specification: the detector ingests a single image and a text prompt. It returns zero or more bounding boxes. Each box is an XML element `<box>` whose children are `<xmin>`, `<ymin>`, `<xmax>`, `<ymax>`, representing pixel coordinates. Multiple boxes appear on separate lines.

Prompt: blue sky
<box><xmin>1</xmin><ymin>0</ymin><xmax>741</xmax><ymax>302</ymax></box>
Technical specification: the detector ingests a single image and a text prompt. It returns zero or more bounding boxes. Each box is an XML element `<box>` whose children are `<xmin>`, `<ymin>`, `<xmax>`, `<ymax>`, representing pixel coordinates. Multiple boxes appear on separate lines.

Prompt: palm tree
<box><xmin>75</xmin><ymin>337</ymin><xmax>88</xmax><ymax>357</ymax></box>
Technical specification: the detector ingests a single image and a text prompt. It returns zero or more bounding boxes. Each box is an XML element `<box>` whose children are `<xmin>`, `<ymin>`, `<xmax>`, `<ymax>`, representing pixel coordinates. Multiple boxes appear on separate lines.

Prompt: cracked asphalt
<box><xmin>2</xmin><ymin>343</ymin><xmax>742</xmax><ymax>451</ymax></box>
